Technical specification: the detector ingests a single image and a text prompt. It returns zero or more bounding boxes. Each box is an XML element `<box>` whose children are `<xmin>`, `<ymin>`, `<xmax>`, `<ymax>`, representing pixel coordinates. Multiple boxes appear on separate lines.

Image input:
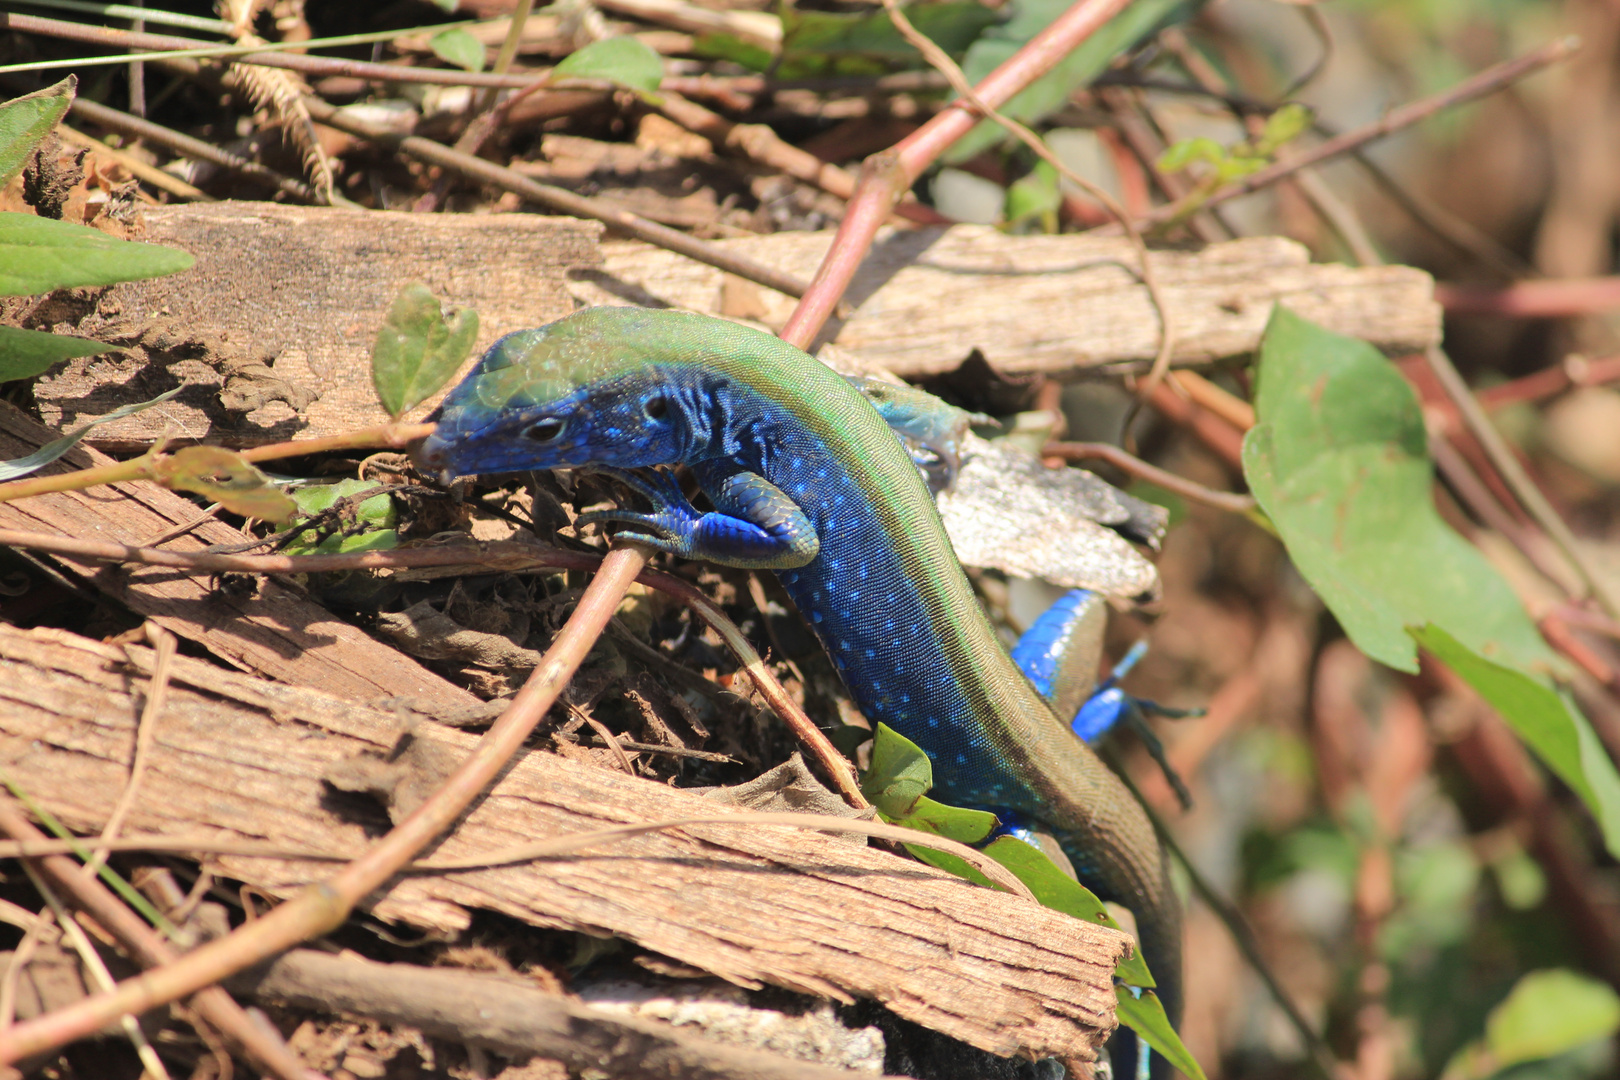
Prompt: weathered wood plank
<box><xmin>0</xmin><ymin>622</ymin><xmax>1129</xmax><ymax>1063</ymax></box>
<box><xmin>33</xmin><ymin>202</ymin><xmax>603</xmax><ymax>448</ymax></box>
<box><xmin>25</xmin><ymin>208</ymin><xmax>1437</xmax><ymax>447</ymax></box>
<box><xmin>0</xmin><ymin>401</ymin><xmax>479</xmax><ymax>712</ymax></box>
<box><xmin>576</xmin><ymin>227</ymin><xmax>1440</xmax><ymax>374</ymax></box>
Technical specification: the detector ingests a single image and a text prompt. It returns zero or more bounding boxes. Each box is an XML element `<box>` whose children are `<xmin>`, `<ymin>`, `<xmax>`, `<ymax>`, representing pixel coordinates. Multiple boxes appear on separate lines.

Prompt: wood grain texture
<box><xmin>573</xmin><ymin>228</ymin><xmax>1439</xmax><ymax>375</ymax></box>
<box><xmin>25</xmin><ymin>208</ymin><xmax>1435</xmax><ymax>447</ymax></box>
<box><xmin>0</xmin><ymin>623</ymin><xmax>1130</xmax><ymax>1062</ymax></box>
<box><xmin>33</xmin><ymin>202</ymin><xmax>603</xmax><ymax>447</ymax></box>
<box><xmin>0</xmin><ymin>401</ymin><xmax>478</xmax><ymax>712</ymax></box>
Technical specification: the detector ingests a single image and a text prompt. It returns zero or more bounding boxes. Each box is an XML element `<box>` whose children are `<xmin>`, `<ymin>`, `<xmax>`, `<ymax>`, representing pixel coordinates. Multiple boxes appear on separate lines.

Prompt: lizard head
<box><xmin>417</xmin><ymin>307</ymin><xmax>703</xmax><ymax>479</ymax></box>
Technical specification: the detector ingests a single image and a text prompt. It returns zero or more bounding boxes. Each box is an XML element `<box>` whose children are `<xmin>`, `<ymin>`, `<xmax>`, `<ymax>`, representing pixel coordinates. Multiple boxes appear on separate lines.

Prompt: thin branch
<box><xmin>21</xmin><ymin>866</ymin><xmax>172</xmax><ymax>1080</ymax></box>
<box><xmin>0</xmin><ymin>526</ymin><xmax>864</xmax><ymax>805</ymax></box>
<box><xmin>1437</xmin><ymin>276</ymin><xmax>1620</xmax><ymax>318</ymax></box>
<box><xmin>0</xmin><ymin>422</ymin><xmax>434</xmax><ymax>506</ymax></box>
<box><xmin>656</xmin><ymin>90</ymin><xmax>946</xmax><ymax>225</ymax></box>
<box><xmin>0</xmin><ymin>12</ymin><xmax>533</xmax><ymax>87</ymax></box>
<box><xmin>302</xmin><ymin>97</ymin><xmax>816</xmax><ymax>301</ymax></box>
<box><xmin>1115</xmin><ymin>36</ymin><xmax>1582</xmax><ymax>232</ymax></box>
<box><xmin>1424</xmin><ymin>344</ymin><xmax>1620</xmax><ymax>620</ymax></box>
<box><xmin>779</xmin><ymin>0</ymin><xmax>1136</xmax><ymax>348</ymax></box>
<box><xmin>1044</xmin><ymin>442</ymin><xmax>1256</xmax><ymax>513</ymax></box>
<box><xmin>874</xmin><ymin>0</ymin><xmax>1178</xmax><ymax>426</ymax></box>
<box><xmin>0</xmin><ymin>800</ymin><xmax>314</xmax><ymax>1080</ymax></box>
<box><xmin>84</xmin><ymin>622</ymin><xmax>177</xmax><ymax>874</ymax></box>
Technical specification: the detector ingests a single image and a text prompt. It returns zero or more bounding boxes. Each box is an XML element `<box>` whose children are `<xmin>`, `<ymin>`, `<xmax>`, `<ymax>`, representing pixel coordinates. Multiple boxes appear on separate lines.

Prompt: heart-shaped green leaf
<box><xmin>371</xmin><ymin>282</ymin><xmax>480</xmax><ymax>419</ymax></box>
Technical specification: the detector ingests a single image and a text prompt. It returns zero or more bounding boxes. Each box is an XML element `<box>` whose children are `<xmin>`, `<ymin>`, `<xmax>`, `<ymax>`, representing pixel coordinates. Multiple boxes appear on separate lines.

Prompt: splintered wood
<box><xmin>0</xmin><ymin>623</ymin><xmax>1130</xmax><ymax>1063</ymax></box>
<box><xmin>30</xmin><ymin>205</ymin><xmax>1439</xmax><ymax>446</ymax></box>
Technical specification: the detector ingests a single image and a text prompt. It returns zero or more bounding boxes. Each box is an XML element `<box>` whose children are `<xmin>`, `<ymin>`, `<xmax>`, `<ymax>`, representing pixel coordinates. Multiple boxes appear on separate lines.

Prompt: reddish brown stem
<box><xmin>778</xmin><ymin>0</ymin><xmax>1136</xmax><ymax>348</ymax></box>
<box><xmin>0</xmin><ymin>801</ymin><xmax>317</xmax><ymax>1080</ymax></box>
<box><xmin>1116</xmin><ymin>36</ymin><xmax>1581</xmax><ymax>233</ymax></box>
<box><xmin>1438</xmin><ymin>277</ymin><xmax>1620</xmax><ymax>318</ymax></box>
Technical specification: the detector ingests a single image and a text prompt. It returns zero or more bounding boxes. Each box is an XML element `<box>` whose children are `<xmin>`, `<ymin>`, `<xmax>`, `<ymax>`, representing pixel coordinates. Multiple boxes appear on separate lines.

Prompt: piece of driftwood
<box><xmin>0</xmin><ymin>623</ymin><xmax>1130</xmax><ymax>1062</ymax></box>
<box><xmin>230</xmin><ymin>950</ymin><xmax>896</xmax><ymax>1080</ymax></box>
<box><xmin>34</xmin><ymin>202</ymin><xmax>603</xmax><ymax>448</ymax></box>
<box><xmin>0</xmin><ymin>401</ymin><xmax>478</xmax><ymax>712</ymax></box>
<box><xmin>575</xmin><ymin>227</ymin><xmax>1441</xmax><ymax>374</ymax></box>
<box><xmin>27</xmin><ymin>207</ymin><xmax>1437</xmax><ymax>447</ymax></box>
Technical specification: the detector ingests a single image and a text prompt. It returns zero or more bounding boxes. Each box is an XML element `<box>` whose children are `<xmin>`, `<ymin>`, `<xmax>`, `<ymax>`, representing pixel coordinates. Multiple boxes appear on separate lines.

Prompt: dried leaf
<box><xmin>152</xmin><ymin>446</ymin><xmax>297</xmax><ymax>523</ymax></box>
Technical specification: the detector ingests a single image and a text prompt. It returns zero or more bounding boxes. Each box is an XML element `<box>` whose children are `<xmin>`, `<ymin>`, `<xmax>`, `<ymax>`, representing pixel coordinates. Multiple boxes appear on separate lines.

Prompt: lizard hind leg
<box><xmin>1010</xmin><ymin>588</ymin><xmax>1110</xmax><ymax>723</ymax></box>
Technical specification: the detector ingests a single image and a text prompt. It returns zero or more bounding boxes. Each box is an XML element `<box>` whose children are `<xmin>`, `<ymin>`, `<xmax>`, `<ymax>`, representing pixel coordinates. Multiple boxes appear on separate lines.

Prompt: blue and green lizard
<box><xmin>418</xmin><ymin>306</ymin><xmax>1182</xmax><ymax>1054</ymax></box>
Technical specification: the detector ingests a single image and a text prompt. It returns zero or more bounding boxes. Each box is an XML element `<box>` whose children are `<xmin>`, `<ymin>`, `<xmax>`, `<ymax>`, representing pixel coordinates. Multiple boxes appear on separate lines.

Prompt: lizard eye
<box><xmin>525</xmin><ymin>418</ymin><xmax>565</xmax><ymax>443</ymax></box>
<box><xmin>643</xmin><ymin>395</ymin><xmax>669</xmax><ymax>420</ymax></box>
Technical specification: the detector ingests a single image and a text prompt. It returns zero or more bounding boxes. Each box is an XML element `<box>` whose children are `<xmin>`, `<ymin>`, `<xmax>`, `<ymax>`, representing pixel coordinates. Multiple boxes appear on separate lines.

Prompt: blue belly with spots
<box><xmin>699</xmin><ymin>435</ymin><xmax>1035</xmax><ymax>813</ymax></box>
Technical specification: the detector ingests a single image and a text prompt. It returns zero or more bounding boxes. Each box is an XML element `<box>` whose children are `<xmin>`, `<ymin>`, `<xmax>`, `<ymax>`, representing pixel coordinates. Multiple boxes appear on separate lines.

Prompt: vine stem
<box><xmin>0</xmin><ymin>423</ymin><xmax>435</xmax><ymax>505</ymax></box>
<box><xmin>777</xmin><ymin>0</ymin><xmax>1136</xmax><ymax>349</ymax></box>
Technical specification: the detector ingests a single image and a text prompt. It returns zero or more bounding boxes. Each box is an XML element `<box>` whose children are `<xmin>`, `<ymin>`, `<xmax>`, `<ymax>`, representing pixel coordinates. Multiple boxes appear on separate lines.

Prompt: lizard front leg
<box><xmin>579</xmin><ymin>466</ymin><xmax>820</xmax><ymax>570</ymax></box>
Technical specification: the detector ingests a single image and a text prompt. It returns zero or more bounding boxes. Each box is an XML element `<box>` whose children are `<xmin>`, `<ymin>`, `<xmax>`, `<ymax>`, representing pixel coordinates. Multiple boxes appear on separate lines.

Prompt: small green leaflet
<box><xmin>370</xmin><ymin>282</ymin><xmax>479</xmax><ymax>419</ymax></box>
<box><xmin>861</xmin><ymin>724</ymin><xmax>1205</xmax><ymax>1079</ymax></box>
<box><xmin>0</xmin><ymin>387</ymin><xmax>180</xmax><ymax>482</ymax></box>
<box><xmin>431</xmin><ymin>27</ymin><xmax>486</xmax><ymax>73</ymax></box>
<box><xmin>0</xmin><ymin>213</ymin><xmax>194</xmax><ymax>297</ymax></box>
<box><xmin>945</xmin><ymin>0</ymin><xmax>1189</xmax><ymax>163</ymax></box>
<box><xmin>0</xmin><ymin>325</ymin><xmax>119</xmax><ymax>382</ymax></box>
<box><xmin>284</xmin><ymin>478</ymin><xmax>400</xmax><ymax>555</ymax></box>
<box><xmin>0</xmin><ymin>76</ymin><xmax>75</xmax><ymax>189</ymax></box>
<box><xmin>1441</xmin><ymin>969</ymin><xmax>1620</xmax><ymax>1079</ymax></box>
<box><xmin>1413</xmin><ymin>624</ymin><xmax>1620</xmax><ymax>857</ymax></box>
<box><xmin>552</xmin><ymin>37</ymin><xmax>664</xmax><ymax>101</ymax></box>
<box><xmin>1117</xmin><ymin>987</ymin><xmax>1203</xmax><ymax>1080</ymax></box>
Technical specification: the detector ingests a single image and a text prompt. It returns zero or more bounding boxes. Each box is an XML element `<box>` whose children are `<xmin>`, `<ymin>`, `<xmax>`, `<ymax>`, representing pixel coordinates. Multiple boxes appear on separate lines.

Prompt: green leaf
<box><xmin>0</xmin><ymin>387</ymin><xmax>180</xmax><ymax>482</ymax></box>
<box><xmin>0</xmin><ymin>325</ymin><xmax>118</xmax><ymax>382</ymax></box>
<box><xmin>1443</xmin><ymin>970</ymin><xmax>1620</xmax><ymax>1079</ymax></box>
<box><xmin>1243</xmin><ymin>306</ymin><xmax>1556</xmax><ymax>677</ymax></box>
<box><xmin>1157</xmin><ymin>136</ymin><xmax>1223</xmax><ymax>174</ymax></box>
<box><xmin>1257</xmin><ymin>102</ymin><xmax>1313</xmax><ymax>155</ymax></box>
<box><xmin>285</xmin><ymin>478</ymin><xmax>401</xmax><ymax>555</ymax></box>
<box><xmin>1117</xmin><ymin>987</ymin><xmax>1207</xmax><ymax>1080</ymax></box>
<box><xmin>1413</xmin><ymin>624</ymin><xmax>1620</xmax><ymax>856</ymax></box>
<box><xmin>430</xmin><ymin>27</ymin><xmax>487</xmax><ymax>72</ymax></box>
<box><xmin>1244</xmin><ymin>308</ymin><xmax>1620</xmax><ymax>857</ymax></box>
<box><xmin>862</xmin><ymin>722</ymin><xmax>1205</xmax><ymax>1079</ymax></box>
<box><xmin>152</xmin><ymin>446</ymin><xmax>298</xmax><ymax>523</ymax></box>
<box><xmin>370</xmin><ymin>282</ymin><xmax>480</xmax><ymax>419</ymax></box>
<box><xmin>778</xmin><ymin>2</ymin><xmax>998</xmax><ymax>75</ymax></box>
<box><xmin>945</xmin><ymin>0</ymin><xmax>1189</xmax><ymax>164</ymax></box>
<box><xmin>0</xmin><ymin>213</ymin><xmax>194</xmax><ymax>296</ymax></box>
<box><xmin>1004</xmin><ymin>160</ymin><xmax>1060</xmax><ymax>228</ymax></box>
<box><xmin>0</xmin><ymin>77</ymin><xmax>75</xmax><ymax>189</ymax></box>
<box><xmin>689</xmin><ymin>32</ymin><xmax>776</xmax><ymax>72</ymax></box>
<box><xmin>552</xmin><ymin>37</ymin><xmax>665</xmax><ymax>100</ymax></box>
<box><xmin>863</xmin><ymin>722</ymin><xmax>938</xmax><ymax>816</ymax></box>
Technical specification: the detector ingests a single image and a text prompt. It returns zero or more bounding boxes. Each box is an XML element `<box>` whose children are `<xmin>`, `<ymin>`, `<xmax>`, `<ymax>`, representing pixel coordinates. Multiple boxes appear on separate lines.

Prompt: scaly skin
<box><xmin>418</xmin><ymin>306</ymin><xmax>1181</xmax><ymax>1032</ymax></box>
